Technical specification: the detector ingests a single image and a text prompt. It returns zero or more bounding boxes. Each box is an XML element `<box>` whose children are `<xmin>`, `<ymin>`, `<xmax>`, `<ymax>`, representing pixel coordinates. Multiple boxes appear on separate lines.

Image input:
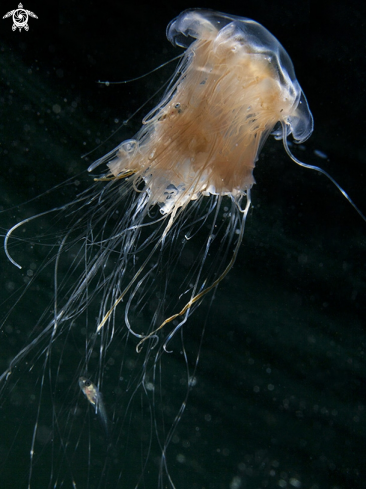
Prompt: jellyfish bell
<box><xmin>103</xmin><ymin>9</ymin><xmax>313</xmax><ymax>218</ymax></box>
<box><xmin>1</xmin><ymin>8</ymin><xmax>363</xmax><ymax>489</ymax></box>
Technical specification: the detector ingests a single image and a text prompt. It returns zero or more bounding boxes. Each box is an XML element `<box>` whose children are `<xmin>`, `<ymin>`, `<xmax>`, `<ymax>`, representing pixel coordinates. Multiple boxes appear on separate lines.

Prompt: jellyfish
<box><xmin>1</xmin><ymin>8</ymin><xmax>364</xmax><ymax>489</ymax></box>
<box><xmin>86</xmin><ymin>7</ymin><xmax>315</xmax><ymax>345</ymax></box>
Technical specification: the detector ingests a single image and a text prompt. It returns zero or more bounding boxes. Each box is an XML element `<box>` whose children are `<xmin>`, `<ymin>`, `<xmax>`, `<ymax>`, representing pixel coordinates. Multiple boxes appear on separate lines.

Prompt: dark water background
<box><xmin>0</xmin><ymin>1</ymin><xmax>365</xmax><ymax>488</ymax></box>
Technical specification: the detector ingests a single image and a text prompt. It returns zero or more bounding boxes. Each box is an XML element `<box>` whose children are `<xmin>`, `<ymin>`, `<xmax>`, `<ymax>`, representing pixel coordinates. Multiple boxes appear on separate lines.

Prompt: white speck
<box><xmin>289</xmin><ymin>478</ymin><xmax>301</xmax><ymax>488</ymax></box>
<box><xmin>176</xmin><ymin>453</ymin><xmax>186</xmax><ymax>464</ymax></box>
<box><xmin>145</xmin><ymin>382</ymin><xmax>154</xmax><ymax>391</ymax></box>
<box><xmin>230</xmin><ymin>476</ymin><xmax>242</xmax><ymax>489</ymax></box>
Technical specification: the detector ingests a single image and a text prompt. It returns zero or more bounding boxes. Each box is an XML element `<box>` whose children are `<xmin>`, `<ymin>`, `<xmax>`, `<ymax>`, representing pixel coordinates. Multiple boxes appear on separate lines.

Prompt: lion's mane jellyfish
<box><xmin>88</xmin><ymin>8</ymin><xmax>314</xmax><ymax>344</ymax></box>
<box><xmin>6</xmin><ymin>7</ymin><xmax>358</xmax><ymax>489</ymax></box>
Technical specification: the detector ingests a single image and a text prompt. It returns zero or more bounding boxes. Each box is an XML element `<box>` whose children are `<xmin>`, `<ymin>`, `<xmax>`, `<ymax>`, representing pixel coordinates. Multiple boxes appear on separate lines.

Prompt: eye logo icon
<box><xmin>3</xmin><ymin>3</ymin><xmax>38</xmax><ymax>31</ymax></box>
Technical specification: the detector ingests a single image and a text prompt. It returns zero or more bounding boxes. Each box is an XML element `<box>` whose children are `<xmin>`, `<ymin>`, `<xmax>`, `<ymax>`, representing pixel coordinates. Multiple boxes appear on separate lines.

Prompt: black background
<box><xmin>0</xmin><ymin>1</ymin><xmax>365</xmax><ymax>489</ymax></box>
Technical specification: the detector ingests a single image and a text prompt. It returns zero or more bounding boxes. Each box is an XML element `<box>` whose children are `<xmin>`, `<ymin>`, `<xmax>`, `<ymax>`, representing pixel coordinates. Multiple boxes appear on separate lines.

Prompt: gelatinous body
<box><xmin>102</xmin><ymin>9</ymin><xmax>313</xmax><ymax>216</ymax></box>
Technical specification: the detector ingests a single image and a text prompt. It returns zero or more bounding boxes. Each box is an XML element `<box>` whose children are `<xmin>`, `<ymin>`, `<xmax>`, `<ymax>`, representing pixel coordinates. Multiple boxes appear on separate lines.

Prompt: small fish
<box><xmin>79</xmin><ymin>376</ymin><xmax>109</xmax><ymax>436</ymax></box>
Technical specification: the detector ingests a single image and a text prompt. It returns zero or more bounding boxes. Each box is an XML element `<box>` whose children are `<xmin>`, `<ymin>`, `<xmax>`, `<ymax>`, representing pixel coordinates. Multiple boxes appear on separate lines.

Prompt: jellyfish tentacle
<box><xmin>282</xmin><ymin>121</ymin><xmax>366</xmax><ymax>222</ymax></box>
<box><xmin>4</xmin><ymin>194</ymin><xmax>91</xmax><ymax>269</ymax></box>
<box><xmin>136</xmin><ymin>190</ymin><xmax>252</xmax><ymax>353</ymax></box>
<box><xmin>97</xmin><ymin>54</ymin><xmax>183</xmax><ymax>86</ymax></box>
<box><xmin>93</xmin><ymin>169</ymin><xmax>136</xmax><ymax>182</ymax></box>
<box><xmin>96</xmin><ymin>207</ymin><xmax>178</xmax><ymax>334</ymax></box>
